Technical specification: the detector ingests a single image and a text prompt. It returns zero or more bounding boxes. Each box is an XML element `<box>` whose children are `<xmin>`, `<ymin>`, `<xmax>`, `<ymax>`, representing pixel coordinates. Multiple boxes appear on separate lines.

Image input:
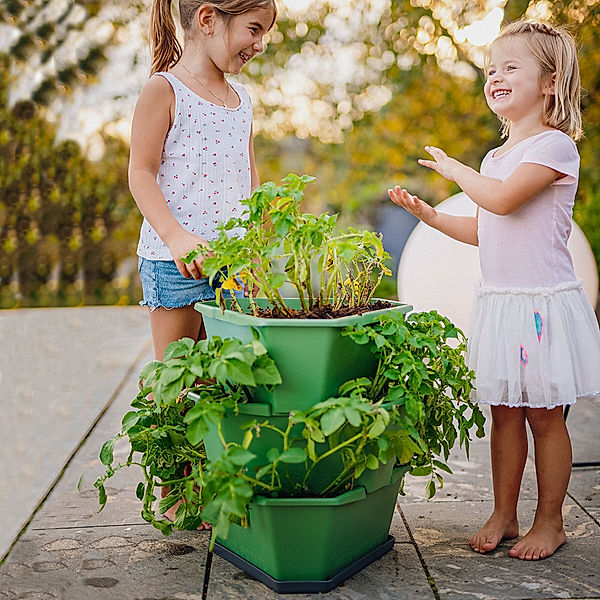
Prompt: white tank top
<box><xmin>137</xmin><ymin>72</ymin><xmax>252</xmax><ymax>260</ymax></box>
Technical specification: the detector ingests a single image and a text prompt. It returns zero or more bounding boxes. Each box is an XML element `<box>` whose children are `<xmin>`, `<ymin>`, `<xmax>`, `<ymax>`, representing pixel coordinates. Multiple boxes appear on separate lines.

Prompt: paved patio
<box><xmin>0</xmin><ymin>306</ymin><xmax>598</xmax><ymax>599</ymax></box>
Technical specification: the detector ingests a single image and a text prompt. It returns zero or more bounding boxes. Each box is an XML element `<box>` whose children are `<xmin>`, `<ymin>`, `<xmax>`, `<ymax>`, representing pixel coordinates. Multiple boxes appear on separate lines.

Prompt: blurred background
<box><xmin>1</xmin><ymin>0</ymin><xmax>599</xmax><ymax>308</ymax></box>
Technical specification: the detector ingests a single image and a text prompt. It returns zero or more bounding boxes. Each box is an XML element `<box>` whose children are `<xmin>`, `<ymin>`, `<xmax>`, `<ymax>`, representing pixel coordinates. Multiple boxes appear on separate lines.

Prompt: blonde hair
<box><xmin>492</xmin><ymin>20</ymin><xmax>582</xmax><ymax>141</ymax></box>
<box><xmin>150</xmin><ymin>0</ymin><xmax>277</xmax><ymax>75</ymax></box>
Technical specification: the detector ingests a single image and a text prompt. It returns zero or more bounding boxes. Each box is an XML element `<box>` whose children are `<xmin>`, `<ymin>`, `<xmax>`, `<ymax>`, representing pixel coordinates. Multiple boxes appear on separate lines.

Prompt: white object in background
<box><xmin>397</xmin><ymin>192</ymin><xmax>599</xmax><ymax>334</ymax></box>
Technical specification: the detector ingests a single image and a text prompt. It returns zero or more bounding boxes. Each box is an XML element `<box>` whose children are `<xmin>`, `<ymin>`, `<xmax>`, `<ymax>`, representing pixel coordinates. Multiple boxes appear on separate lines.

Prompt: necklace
<box><xmin>180</xmin><ymin>64</ymin><xmax>230</xmax><ymax>107</ymax></box>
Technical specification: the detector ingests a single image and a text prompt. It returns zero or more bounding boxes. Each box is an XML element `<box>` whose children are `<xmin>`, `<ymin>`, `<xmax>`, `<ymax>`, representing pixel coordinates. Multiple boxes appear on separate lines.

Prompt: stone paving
<box><xmin>0</xmin><ymin>306</ymin><xmax>599</xmax><ymax>599</ymax></box>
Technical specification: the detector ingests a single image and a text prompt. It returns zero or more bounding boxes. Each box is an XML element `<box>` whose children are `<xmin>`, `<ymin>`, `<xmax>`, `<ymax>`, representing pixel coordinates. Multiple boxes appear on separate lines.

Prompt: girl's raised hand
<box><xmin>388</xmin><ymin>186</ymin><xmax>437</xmax><ymax>225</ymax></box>
<box><xmin>418</xmin><ymin>146</ymin><xmax>462</xmax><ymax>182</ymax></box>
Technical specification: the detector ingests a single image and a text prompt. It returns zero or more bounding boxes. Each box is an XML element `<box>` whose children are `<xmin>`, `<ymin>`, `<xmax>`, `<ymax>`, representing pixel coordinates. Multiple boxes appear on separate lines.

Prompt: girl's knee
<box><xmin>491</xmin><ymin>405</ymin><xmax>526</xmax><ymax>429</ymax></box>
<box><xmin>525</xmin><ymin>406</ymin><xmax>567</xmax><ymax>436</ymax></box>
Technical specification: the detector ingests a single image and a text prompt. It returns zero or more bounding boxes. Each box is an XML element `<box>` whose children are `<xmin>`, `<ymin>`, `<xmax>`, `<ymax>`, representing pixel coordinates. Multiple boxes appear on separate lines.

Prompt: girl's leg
<box><xmin>469</xmin><ymin>405</ymin><xmax>526</xmax><ymax>553</ymax></box>
<box><xmin>509</xmin><ymin>406</ymin><xmax>570</xmax><ymax>560</ymax></box>
<box><xmin>149</xmin><ymin>305</ymin><xmax>207</xmax><ymax>526</ymax></box>
<box><xmin>149</xmin><ymin>304</ymin><xmax>205</xmax><ymax>360</ymax></box>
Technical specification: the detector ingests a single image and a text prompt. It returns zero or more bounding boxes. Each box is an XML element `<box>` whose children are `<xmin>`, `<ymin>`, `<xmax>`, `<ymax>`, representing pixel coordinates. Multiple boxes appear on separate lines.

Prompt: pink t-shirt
<box><xmin>478</xmin><ymin>130</ymin><xmax>580</xmax><ymax>288</ymax></box>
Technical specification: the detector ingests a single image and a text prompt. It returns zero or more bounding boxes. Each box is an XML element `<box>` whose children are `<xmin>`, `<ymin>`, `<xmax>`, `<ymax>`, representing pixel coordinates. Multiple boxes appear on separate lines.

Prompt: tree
<box><xmin>0</xmin><ymin>56</ymin><xmax>139</xmax><ymax>307</ymax></box>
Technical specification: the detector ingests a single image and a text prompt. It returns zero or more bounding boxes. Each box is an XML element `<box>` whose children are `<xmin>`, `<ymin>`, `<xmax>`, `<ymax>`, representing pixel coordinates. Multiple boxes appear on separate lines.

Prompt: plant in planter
<box><xmin>96</xmin><ymin>308</ymin><xmax>484</xmax><ymax>590</ymax></box>
<box><xmin>94</xmin><ymin>335</ymin><xmax>282</xmax><ymax>535</ymax></box>
<box><xmin>182</xmin><ymin>173</ymin><xmax>393</xmax><ymax>317</ymax></box>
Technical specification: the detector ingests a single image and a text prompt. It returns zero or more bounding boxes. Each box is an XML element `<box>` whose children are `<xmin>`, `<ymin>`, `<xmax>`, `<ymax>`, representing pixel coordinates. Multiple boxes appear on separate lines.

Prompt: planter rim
<box><xmin>187</xmin><ymin>393</ymin><xmax>274</xmax><ymax>416</ymax></box>
<box><xmin>195</xmin><ymin>297</ymin><xmax>412</xmax><ymax>328</ymax></box>
<box><xmin>251</xmin><ymin>466</ymin><xmax>409</xmax><ymax>507</ymax></box>
<box><xmin>253</xmin><ymin>486</ymin><xmax>366</xmax><ymax>507</ymax></box>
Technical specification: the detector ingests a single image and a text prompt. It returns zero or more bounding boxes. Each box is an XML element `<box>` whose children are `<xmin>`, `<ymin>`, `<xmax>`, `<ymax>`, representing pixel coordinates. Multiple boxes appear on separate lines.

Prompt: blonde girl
<box><xmin>389</xmin><ymin>20</ymin><xmax>600</xmax><ymax>560</ymax></box>
<box><xmin>129</xmin><ymin>0</ymin><xmax>277</xmax><ymax>522</ymax></box>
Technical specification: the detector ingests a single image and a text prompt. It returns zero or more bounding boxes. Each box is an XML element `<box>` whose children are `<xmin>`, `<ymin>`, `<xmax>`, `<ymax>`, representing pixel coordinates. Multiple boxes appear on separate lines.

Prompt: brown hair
<box><xmin>492</xmin><ymin>20</ymin><xmax>582</xmax><ymax>141</ymax></box>
<box><xmin>150</xmin><ymin>0</ymin><xmax>277</xmax><ymax>75</ymax></box>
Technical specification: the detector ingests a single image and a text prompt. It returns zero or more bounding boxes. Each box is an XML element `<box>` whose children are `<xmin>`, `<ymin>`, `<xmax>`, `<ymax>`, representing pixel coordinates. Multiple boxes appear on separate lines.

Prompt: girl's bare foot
<box><xmin>509</xmin><ymin>521</ymin><xmax>566</xmax><ymax>560</ymax></box>
<box><xmin>469</xmin><ymin>513</ymin><xmax>519</xmax><ymax>553</ymax></box>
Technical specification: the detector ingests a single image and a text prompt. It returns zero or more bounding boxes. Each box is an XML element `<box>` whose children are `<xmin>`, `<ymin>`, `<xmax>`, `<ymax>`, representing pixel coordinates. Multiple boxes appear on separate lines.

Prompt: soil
<box><xmin>254</xmin><ymin>299</ymin><xmax>393</xmax><ymax>319</ymax></box>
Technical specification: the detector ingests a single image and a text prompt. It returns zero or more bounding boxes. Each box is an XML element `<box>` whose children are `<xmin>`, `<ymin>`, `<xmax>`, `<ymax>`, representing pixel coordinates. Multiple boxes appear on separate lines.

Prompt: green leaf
<box><xmin>227</xmin><ymin>447</ymin><xmax>257</xmax><ymax>466</ymax></box>
<box><xmin>411</xmin><ymin>465</ymin><xmax>432</xmax><ymax>477</ymax></box>
<box><xmin>255</xmin><ymin>464</ymin><xmax>272</xmax><ymax>479</ymax></box>
<box><xmin>306</xmin><ymin>437</ymin><xmax>316</xmax><ymax>461</ymax></box>
<box><xmin>97</xmin><ymin>483</ymin><xmax>107</xmax><ymax>510</ymax></box>
<box><xmin>99</xmin><ymin>438</ymin><xmax>116</xmax><ymax>466</ymax></box>
<box><xmin>224</xmin><ymin>359</ymin><xmax>256</xmax><ymax>386</ymax></box>
<box><xmin>355</xmin><ymin>462</ymin><xmax>366</xmax><ymax>479</ymax></box>
<box><xmin>186</xmin><ymin>419</ymin><xmax>209</xmax><ymax>446</ymax></box>
<box><xmin>320</xmin><ymin>407</ymin><xmax>346</xmax><ymax>436</ymax></box>
<box><xmin>279</xmin><ymin>447</ymin><xmax>306</xmax><ymax>464</ymax></box>
<box><xmin>252</xmin><ymin>355</ymin><xmax>282</xmax><ymax>386</ymax></box>
<box><xmin>154</xmin><ymin>378</ymin><xmax>184</xmax><ymax>405</ymax></box>
<box><xmin>433</xmin><ymin>460</ymin><xmax>453</xmax><ymax>474</ymax></box>
<box><xmin>159</xmin><ymin>492</ymin><xmax>181</xmax><ymax>513</ymax></box>
<box><xmin>136</xmin><ymin>482</ymin><xmax>145</xmax><ymax>501</ymax></box>
<box><xmin>266</xmin><ymin>448</ymin><xmax>280</xmax><ymax>463</ymax></box>
<box><xmin>367</xmin><ymin>415</ymin><xmax>386</xmax><ymax>438</ymax></box>
<box><xmin>426</xmin><ymin>479</ymin><xmax>437</xmax><ymax>500</ymax></box>
<box><xmin>138</xmin><ymin>361</ymin><xmax>162</xmax><ymax>387</ymax></box>
<box><xmin>366</xmin><ymin>454</ymin><xmax>379</xmax><ymax>470</ymax></box>
<box><xmin>270</xmin><ymin>273</ymin><xmax>287</xmax><ymax>289</ymax></box>
<box><xmin>249</xmin><ymin>340</ymin><xmax>267</xmax><ymax>356</ymax></box>
<box><xmin>343</xmin><ymin>407</ymin><xmax>362</xmax><ymax>427</ymax></box>
<box><xmin>159</xmin><ymin>366</ymin><xmax>186</xmax><ymax>384</ymax></box>
<box><xmin>163</xmin><ymin>338</ymin><xmax>195</xmax><ymax>360</ymax></box>
<box><xmin>121</xmin><ymin>411</ymin><xmax>139</xmax><ymax>431</ymax></box>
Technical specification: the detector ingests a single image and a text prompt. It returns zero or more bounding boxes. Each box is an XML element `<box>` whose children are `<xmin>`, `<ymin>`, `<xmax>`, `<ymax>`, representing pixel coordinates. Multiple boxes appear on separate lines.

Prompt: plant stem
<box><xmin>302</xmin><ymin>432</ymin><xmax>363</xmax><ymax>486</ymax></box>
<box><xmin>239</xmin><ymin>473</ymin><xmax>277</xmax><ymax>491</ymax></box>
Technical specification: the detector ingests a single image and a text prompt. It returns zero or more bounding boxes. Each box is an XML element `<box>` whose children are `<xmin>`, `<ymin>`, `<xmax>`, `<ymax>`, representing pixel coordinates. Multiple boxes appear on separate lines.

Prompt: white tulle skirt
<box><xmin>468</xmin><ymin>279</ymin><xmax>600</xmax><ymax>409</ymax></box>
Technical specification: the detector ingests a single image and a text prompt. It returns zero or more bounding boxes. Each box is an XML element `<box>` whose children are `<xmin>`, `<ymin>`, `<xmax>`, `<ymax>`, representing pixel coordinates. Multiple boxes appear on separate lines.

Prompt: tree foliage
<box><xmin>0</xmin><ymin>57</ymin><xmax>140</xmax><ymax>307</ymax></box>
<box><xmin>1</xmin><ymin>0</ymin><xmax>599</xmax><ymax>307</ymax></box>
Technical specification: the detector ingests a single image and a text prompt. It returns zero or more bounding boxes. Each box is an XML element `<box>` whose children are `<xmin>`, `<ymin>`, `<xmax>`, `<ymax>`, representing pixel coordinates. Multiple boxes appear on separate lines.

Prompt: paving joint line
<box><xmin>566</xmin><ymin>490</ymin><xmax>600</xmax><ymax>528</ymax></box>
<box><xmin>30</xmin><ymin>522</ymin><xmax>146</xmax><ymax>531</ymax></box>
<box><xmin>397</xmin><ymin>501</ymin><xmax>441</xmax><ymax>600</ymax></box>
<box><xmin>0</xmin><ymin>338</ymin><xmax>152</xmax><ymax>566</ymax></box>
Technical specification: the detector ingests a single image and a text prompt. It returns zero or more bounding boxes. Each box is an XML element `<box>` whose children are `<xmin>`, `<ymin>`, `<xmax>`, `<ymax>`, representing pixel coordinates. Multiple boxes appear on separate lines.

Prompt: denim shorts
<box><xmin>138</xmin><ymin>257</ymin><xmax>217</xmax><ymax>311</ymax></box>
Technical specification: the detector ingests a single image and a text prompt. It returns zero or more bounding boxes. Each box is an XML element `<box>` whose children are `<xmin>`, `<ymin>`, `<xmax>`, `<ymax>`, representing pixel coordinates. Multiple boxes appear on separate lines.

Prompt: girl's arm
<box><xmin>389</xmin><ymin>187</ymin><xmax>478</xmax><ymax>246</ymax></box>
<box><xmin>249</xmin><ymin>124</ymin><xmax>259</xmax><ymax>191</ymax></box>
<box><xmin>128</xmin><ymin>76</ymin><xmax>209</xmax><ymax>279</ymax></box>
<box><xmin>419</xmin><ymin>146</ymin><xmax>559</xmax><ymax>216</ymax></box>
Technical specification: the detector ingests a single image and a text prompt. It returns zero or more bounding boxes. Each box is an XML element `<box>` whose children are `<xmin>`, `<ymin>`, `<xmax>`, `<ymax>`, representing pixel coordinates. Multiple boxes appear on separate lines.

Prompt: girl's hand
<box><xmin>418</xmin><ymin>146</ymin><xmax>462</xmax><ymax>182</ymax></box>
<box><xmin>167</xmin><ymin>229</ymin><xmax>211</xmax><ymax>280</ymax></box>
<box><xmin>388</xmin><ymin>186</ymin><xmax>437</xmax><ymax>225</ymax></box>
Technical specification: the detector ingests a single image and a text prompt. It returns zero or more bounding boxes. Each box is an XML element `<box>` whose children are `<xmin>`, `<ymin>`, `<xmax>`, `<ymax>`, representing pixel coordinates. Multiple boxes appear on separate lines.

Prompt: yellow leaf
<box><xmin>222</xmin><ymin>277</ymin><xmax>242</xmax><ymax>291</ymax></box>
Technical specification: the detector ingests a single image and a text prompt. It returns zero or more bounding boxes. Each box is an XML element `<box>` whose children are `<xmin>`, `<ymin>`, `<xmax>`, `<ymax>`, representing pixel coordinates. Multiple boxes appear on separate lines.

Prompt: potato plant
<box><xmin>96</xmin><ymin>310</ymin><xmax>484</xmax><ymax>547</ymax></box>
<box><xmin>182</xmin><ymin>174</ymin><xmax>392</xmax><ymax>315</ymax></box>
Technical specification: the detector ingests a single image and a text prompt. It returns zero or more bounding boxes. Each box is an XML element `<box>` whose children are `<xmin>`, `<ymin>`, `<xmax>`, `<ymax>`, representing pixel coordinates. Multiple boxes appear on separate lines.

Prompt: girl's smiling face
<box><xmin>213</xmin><ymin>8</ymin><xmax>274</xmax><ymax>75</ymax></box>
<box><xmin>484</xmin><ymin>37</ymin><xmax>552</xmax><ymax>124</ymax></box>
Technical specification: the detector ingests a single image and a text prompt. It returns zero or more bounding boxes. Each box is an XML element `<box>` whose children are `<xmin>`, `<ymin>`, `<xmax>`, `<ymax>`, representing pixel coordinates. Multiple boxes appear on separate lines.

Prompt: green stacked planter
<box><xmin>194</xmin><ymin>298</ymin><xmax>412</xmax><ymax>591</ymax></box>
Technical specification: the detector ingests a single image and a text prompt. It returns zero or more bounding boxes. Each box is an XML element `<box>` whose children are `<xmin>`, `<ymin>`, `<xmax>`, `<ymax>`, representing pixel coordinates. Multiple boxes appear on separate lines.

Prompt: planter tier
<box><xmin>195</xmin><ymin>298</ymin><xmax>412</xmax><ymax>413</ymax></box>
<box><xmin>200</xmin><ymin>399</ymin><xmax>398</xmax><ymax>495</ymax></box>
<box><xmin>214</xmin><ymin>467</ymin><xmax>408</xmax><ymax>590</ymax></box>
